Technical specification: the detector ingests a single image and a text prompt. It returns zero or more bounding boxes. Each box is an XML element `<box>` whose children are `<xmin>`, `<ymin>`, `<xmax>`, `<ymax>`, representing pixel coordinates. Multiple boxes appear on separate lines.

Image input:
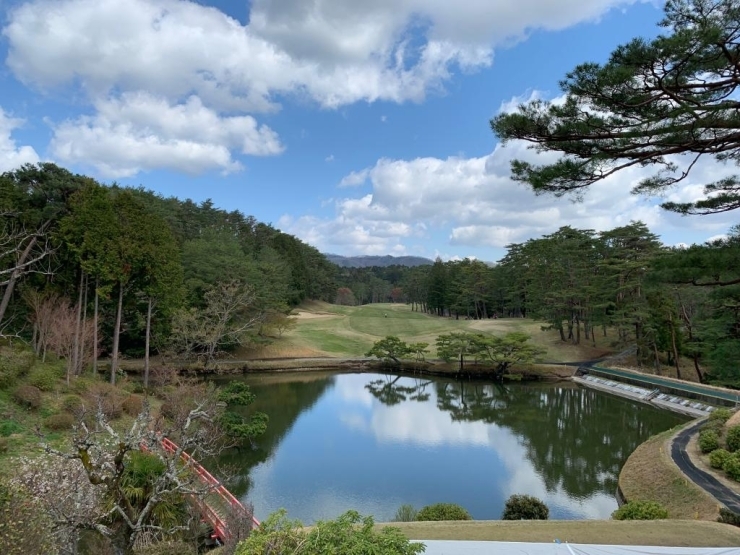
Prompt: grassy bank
<box><xmin>241</xmin><ymin>301</ymin><xmax>611</xmax><ymax>364</ymax></box>
<box><xmin>386</xmin><ymin>519</ymin><xmax>740</xmax><ymax>547</ymax></box>
<box><xmin>618</xmin><ymin>425</ymin><xmax>720</xmax><ymax>520</ymax></box>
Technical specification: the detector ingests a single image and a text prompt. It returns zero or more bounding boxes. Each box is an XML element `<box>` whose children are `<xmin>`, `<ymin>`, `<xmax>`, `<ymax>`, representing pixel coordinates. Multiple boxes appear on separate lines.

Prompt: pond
<box><xmin>215</xmin><ymin>372</ymin><xmax>687</xmax><ymax>523</ymax></box>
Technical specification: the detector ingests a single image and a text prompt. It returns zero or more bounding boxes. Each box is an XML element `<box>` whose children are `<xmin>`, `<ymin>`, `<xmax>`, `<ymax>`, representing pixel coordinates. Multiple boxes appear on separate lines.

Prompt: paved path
<box><xmin>671</xmin><ymin>420</ymin><xmax>740</xmax><ymax>513</ymax></box>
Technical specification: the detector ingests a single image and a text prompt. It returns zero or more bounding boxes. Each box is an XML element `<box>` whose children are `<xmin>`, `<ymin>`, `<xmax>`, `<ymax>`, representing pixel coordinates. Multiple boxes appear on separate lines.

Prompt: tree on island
<box><xmin>472</xmin><ymin>332</ymin><xmax>546</xmax><ymax>378</ymax></box>
<box><xmin>491</xmin><ymin>0</ymin><xmax>740</xmax><ymax>215</ymax></box>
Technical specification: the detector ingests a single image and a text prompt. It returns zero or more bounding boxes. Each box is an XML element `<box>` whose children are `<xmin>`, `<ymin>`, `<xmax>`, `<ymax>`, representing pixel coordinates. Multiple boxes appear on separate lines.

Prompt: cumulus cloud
<box><xmin>50</xmin><ymin>93</ymin><xmax>282</xmax><ymax>177</ymax></box>
<box><xmin>280</xmin><ymin>137</ymin><xmax>739</xmax><ymax>257</ymax></box>
<box><xmin>2</xmin><ymin>0</ymin><xmax>655</xmax><ymax>178</ymax></box>
<box><xmin>4</xmin><ymin>0</ymin><xmax>647</xmax><ymax>111</ymax></box>
<box><xmin>0</xmin><ymin>108</ymin><xmax>40</xmax><ymax>172</ymax></box>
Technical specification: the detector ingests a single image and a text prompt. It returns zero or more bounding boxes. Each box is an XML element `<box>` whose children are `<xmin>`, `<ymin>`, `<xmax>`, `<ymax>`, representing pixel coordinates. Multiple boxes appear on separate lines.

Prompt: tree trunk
<box><xmin>144</xmin><ymin>297</ymin><xmax>152</xmax><ymax>389</ymax></box>
<box><xmin>693</xmin><ymin>356</ymin><xmax>705</xmax><ymax>383</ymax></box>
<box><xmin>669</xmin><ymin>315</ymin><xmax>682</xmax><ymax>380</ymax></box>
<box><xmin>72</xmin><ymin>270</ymin><xmax>84</xmax><ymax>376</ymax></box>
<box><xmin>0</xmin><ymin>236</ymin><xmax>38</xmax><ymax>325</ymax></box>
<box><xmin>110</xmin><ymin>282</ymin><xmax>124</xmax><ymax>385</ymax></box>
<box><xmin>80</xmin><ymin>274</ymin><xmax>88</xmax><ymax>376</ymax></box>
<box><xmin>93</xmin><ymin>280</ymin><xmax>99</xmax><ymax>375</ymax></box>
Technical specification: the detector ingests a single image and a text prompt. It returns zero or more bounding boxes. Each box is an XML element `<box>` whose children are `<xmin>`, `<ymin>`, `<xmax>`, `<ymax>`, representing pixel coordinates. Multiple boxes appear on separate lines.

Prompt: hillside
<box><xmin>325</xmin><ymin>254</ymin><xmax>433</xmax><ymax>268</ymax></box>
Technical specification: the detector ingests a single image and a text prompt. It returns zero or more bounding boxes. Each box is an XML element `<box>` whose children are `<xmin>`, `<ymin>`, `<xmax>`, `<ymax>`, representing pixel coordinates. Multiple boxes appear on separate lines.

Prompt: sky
<box><xmin>0</xmin><ymin>0</ymin><xmax>737</xmax><ymax>262</ymax></box>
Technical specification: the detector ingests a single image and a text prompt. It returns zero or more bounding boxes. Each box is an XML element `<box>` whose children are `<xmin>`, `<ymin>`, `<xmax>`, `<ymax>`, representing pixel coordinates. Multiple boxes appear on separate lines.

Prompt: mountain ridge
<box><xmin>325</xmin><ymin>254</ymin><xmax>434</xmax><ymax>268</ymax></box>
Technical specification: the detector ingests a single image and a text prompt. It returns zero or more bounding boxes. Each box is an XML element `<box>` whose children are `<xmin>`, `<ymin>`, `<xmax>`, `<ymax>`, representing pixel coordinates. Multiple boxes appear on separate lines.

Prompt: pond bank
<box><xmin>117</xmin><ymin>357</ymin><xmax>577</xmax><ymax>381</ymax></box>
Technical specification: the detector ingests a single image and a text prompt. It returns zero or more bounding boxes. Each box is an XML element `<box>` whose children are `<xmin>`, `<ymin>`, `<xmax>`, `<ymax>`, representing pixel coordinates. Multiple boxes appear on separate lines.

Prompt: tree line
<box><xmin>338</xmin><ymin>221</ymin><xmax>740</xmax><ymax>387</ymax></box>
<box><xmin>0</xmin><ymin>163</ymin><xmax>337</xmax><ymax>384</ymax></box>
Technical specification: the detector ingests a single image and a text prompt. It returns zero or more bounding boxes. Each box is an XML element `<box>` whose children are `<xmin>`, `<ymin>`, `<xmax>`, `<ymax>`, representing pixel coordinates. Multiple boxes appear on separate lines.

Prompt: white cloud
<box><xmin>0</xmin><ymin>108</ymin><xmax>40</xmax><ymax>172</ymax></box>
<box><xmin>3</xmin><ymin>0</ymin><xmax>655</xmax><ymax>178</ymax></box>
<box><xmin>338</xmin><ymin>169</ymin><xmax>370</xmax><ymax>188</ymax></box>
<box><xmin>281</xmin><ymin>138</ymin><xmax>739</xmax><ymax>256</ymax></box>
<box><xmin>325</xmin><ymin>154</ymin><xmax>335</xmax><ymax>162</ymax></box>
<box><xmin>50</xmin><ymin>92</ymin><xmax>282</xmax><ymax>178</ymax></box>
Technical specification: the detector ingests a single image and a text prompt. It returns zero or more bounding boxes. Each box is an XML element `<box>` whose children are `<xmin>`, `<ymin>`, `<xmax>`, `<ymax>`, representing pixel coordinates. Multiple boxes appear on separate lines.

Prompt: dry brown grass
<box><xmin>385</xmin><ymin>520</ymin><xmax>740</xmax><ymax>547</ymax></box>
<box><xmin>618</xmin><ymin>426</ymin><xmax>721</xmax><ymax>520</ymax></box>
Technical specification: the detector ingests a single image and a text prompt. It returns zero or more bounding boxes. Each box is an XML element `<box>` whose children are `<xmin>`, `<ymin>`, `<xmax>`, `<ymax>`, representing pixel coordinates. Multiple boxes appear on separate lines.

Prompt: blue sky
<box><xmin>0</xmin><ymin>0</ymin><xmax>736</xmax><ymax>261</ymax></box>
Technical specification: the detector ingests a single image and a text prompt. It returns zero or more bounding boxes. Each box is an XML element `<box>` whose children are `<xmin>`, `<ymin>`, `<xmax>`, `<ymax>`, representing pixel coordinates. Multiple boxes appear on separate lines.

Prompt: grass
<box><xmin>385</xmin><ymin>519</ymin><xmax>740</xmax><ymax>547</ymax></box>
<box><xmin>618</xmin><ymin>424</ymin><xmax>721</xmax><ymax>520</ymax></box>
<box><xmin>242</xmin><ymin>301</ymin><xmax>612</xmax><ymax>363</ymax></box>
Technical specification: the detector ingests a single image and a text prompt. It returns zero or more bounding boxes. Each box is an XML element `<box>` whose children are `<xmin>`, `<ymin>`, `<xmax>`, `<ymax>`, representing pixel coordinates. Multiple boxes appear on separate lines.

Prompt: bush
<box><xmin>416</xmin><ymin>503</ymin><xmax>471</xmax><ymax>521</ymax></box>
<box><xmin>718</xmin><ymin>508</ymin><xmax>740</xmax><ymax>527</ymax></box>
<box><xmin>61</xmin><ymin>395</ymin><xmax>84</xmax><ymax>416</ymax></box>
<box><xmin>83</xmin><ymin>382</ymin><xmax>124</xmax><ymax>420</ymax></box>
<box><xmin>13</xmin><ymin>385</ymin><xmax>42</xmax><ymax>409</ymax></box>
<box><xmin>393</xmin><ymin>504</ymin><xmax>418</xmax><ymax>522</ymax></box>
<box><xmin>710</xmin><ymin>448</ymin><xmax>732</xmax><ymax>470</ymax></box>
<box><xmin>69</xmin><ymin>376</ymin><xmax>97</xmax><ymax>395</ymax></box>
<box><xmin>0</xmin><ymin>437</ymin><xmax>8</xmax><ymax>454</ymax></box>
<box><xmin>28</xmin><ymin>364</ymin><xmax>63</xmax><ymax>392</ymax></box>
<box><xmin>122</xmin><ymin>394</ymin><xmax>144</xmax><ymax>417</ymax></box>
<box><xmin>612</xmin><ymin>501</ymin><xmax>669</xmax><ymax>520</ymax></box>
<box><xmin>235</xmin><ymin>510</ymin><xmax>424</xmax><ymax>555</ymax></box>
<box><xmin>698</xmin><ymin>429</ymin><xmax>721</xmax><ymax>454</ymax></box>
<box><xmin>501</xmin><ymin>494</ymin><xmax>549</xmax><ymax>520</ymax></box>
<box><xmin>44</xmin><ymin>413</ymin><xmax>75</xmax><ymax>431</ymax></box>
<box><xmin>727</xmin><ymin>425</ymin><xmax>740</xmax><ymax>453</ymax></box>
<box><xmin>723</xmin><ymin>453</ymin><xmax>740</xmax><ymax>481</ymax></box>
<box><xmin>702</xmin><ymin>419</ymin><xmax>726</xmax><ymax>435</ymax></box>
<box><xmin>0</xmin><ymin>350</ymin><xmax>35</xmax><ymax>390</ymax></box>
<box><xmin>708</xmin><ymin>408</ymin><xmax>733</xmax><ymax>424</ymax></box>
<box><xmin>0</xmin><ymin>420</ymin><xmax>23</xmax><ymax>437</ymax></box>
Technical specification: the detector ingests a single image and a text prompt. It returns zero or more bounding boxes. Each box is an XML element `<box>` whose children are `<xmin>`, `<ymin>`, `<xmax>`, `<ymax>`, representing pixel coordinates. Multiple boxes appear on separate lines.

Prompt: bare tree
<box><xmin>39</xmin><ymin>384</ymin><xmax>247</xmax><ymax>554</ymax></box>
<box><xmin>170</xmin><ymin>280</ymin><xmax>264</xmax><ymax>365</ymax></box>
<box><xmin>0</xmin><ymin>222</ymin><xmax>56</xmax><ymax>326</ymax></box>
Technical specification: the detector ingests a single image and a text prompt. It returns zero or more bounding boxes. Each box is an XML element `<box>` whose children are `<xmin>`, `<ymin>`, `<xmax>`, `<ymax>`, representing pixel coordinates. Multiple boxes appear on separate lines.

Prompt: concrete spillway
<box><xmin>573</xmin><ymin>375</ymin><xmax>717</xmax><ymax>418</ymax></box>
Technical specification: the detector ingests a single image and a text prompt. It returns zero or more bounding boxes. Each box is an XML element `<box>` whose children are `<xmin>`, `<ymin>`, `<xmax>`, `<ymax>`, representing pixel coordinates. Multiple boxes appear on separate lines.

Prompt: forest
<box><xmin>0</xmin><ymin>163</ymin><xmax>337</xmax><ymax>385</ymax></box>
<box><xmin>336</xmin><ymin>222</ymin><xmax>740</xmax><ymax>387</ymax></box>
<box><xmin>1</xmin><ymin>162</ymin><xmax>739</xmax><ymax>388</ymax></box>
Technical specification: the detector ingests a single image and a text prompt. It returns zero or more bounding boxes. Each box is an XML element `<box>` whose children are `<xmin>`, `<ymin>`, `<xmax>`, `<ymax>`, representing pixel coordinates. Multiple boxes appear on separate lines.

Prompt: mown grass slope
<box><xmin>245</xmin><ymin>301</ymin><xmax>611</xmax><ymax>363</ymax></box>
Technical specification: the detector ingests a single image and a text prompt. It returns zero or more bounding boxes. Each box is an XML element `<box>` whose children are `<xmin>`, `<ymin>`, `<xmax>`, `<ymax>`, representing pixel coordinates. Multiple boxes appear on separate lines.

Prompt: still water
<box><xmin>216</xmin><ymin>372</ymin><xmax>686</xmax><ymax>523</ymax></box>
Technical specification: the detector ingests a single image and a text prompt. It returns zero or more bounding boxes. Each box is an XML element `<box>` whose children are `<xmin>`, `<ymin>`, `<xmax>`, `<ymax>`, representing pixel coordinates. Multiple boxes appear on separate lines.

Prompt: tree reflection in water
<box><xmin>365</xmin><ymin>374</ymin><xmax>687</xmax><ymax>500</ymax></box>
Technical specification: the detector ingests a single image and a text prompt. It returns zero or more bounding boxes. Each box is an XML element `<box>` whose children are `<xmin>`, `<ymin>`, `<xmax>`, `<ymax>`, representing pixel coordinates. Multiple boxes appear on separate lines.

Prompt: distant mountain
<box><xmin>325</xmin><ymin>254</ymin><xmax>434</xmax><ymax>268</ymax></box>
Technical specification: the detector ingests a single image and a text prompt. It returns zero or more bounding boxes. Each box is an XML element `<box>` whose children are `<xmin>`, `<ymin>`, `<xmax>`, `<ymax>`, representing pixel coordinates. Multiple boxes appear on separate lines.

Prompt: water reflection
<box><xmin>215</xmin><ymin>372</ymin><xmax>686</xmax><ymax>523</ymax></box>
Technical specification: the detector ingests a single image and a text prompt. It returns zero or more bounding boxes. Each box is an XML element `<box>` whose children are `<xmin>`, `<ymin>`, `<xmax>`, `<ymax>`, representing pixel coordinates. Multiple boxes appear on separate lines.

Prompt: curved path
<box><xmin>671</xmin><ymin>420</ymin><xmax>740</xmax><ymax>513</ymax></box>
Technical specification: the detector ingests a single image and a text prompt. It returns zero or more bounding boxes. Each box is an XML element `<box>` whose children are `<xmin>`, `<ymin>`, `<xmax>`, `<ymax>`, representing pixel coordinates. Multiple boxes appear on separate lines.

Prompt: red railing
<box><xmin>142</xmin><ymin>437</ymin><xmax>260</xmax><ymax>543</ymax></box>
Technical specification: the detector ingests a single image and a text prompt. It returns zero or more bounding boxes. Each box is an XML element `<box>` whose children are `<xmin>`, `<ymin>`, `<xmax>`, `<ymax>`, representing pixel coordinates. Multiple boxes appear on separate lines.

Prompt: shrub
<box><xmin>719</xmin><ymin>508</ymin><xmax>740</xmax><ymax>527</ymax></box>
<box><xmin>61</xmin><ymin>395</ymin><xmax>84</xmax><ymax>416</ymax></box>
<box><xmin>0</xmin><ymin>420</ymin><xmax>23</xmax><ymax>437</ymax></box>
<box><xmin>501</xmin><ymin>494</ymin><xmax>549</xmax><ymax>520</ymax></box>
<box><xmin>727</xmin><ymin>425</ymin><xmax>740</xmax><ymax>453</ymax></box>
<box><xmin>122</xmin><ymin>394</ymin><xmax>144</xmax><ymax>417</ymax></box>
<box><xmin>0</xmin><ymin>437</ymin><xmax>8</xmax><ymax>454</ymax></box>
<box><xmin>69</xmin><ymin>376</ymin><xmax>97</xmax><ymax>395</ymax></box>
<box><xmin>44</xmin><ymin>413</ymin><xmax>75</xmax><ymax>431</ymax></box>
<box><xmin>13</xmin><ymin>385</ymin><xmax>42</xmax><ymax>409</ymax></box>
<box><xmin>723</xmin><ymin>453</ymin><xmax>740</xmax><ymax>481</ymax></box>
<box><xmin>612</xmin><ymin>501</ymin><xmax>669</xmax><ymax>520</ymax></box>
<box><xmin>83</xmin><ymin>382</ymin><xmax>124</xmax><ymax>420</ymax></box>
<box><xmin>235</xmin><ymin>509</ymin><xmax>424</xmax><ymax>555</ymax></box>
<box><xmin>708</xmin><ymin>408</ymin><xmax>733</xmax><ymax>424</ymax></box>
<box><xmin>698</xmin><ymin>429</ymin><xmax>721</xmax><ymax>454</ymax></box>
<box><xmin>702</xmin><ymin>419</ymin><xmax>725</xmax><ymax>435</ymax></box>
<box><xmin>393</xmin><ymin>504</ymin><xmax>418</xmax><ymax>522</ymax></box>
<box><xmin>28</xmin><ymin>364</ymin><xmax>63</xmax><ymax>392</ymax></box>
<box><xmin>710</xmin><ymin>449</ymin><xmax>732</xmax><ymax>470</ymax></box>
<box><xmin>416</xmin><ymin>503</ymin><xmax>471</xmax><ymax>521</ymax></box>
<box><xmin>0</xmin><ymin>349</ymin><xmax>35</xmax><ymax>389</ymax></box>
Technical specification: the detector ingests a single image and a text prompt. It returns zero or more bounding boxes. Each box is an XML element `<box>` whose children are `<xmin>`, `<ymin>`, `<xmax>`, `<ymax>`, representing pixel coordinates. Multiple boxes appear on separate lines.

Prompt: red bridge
<box><xmin>152</xmin><ymin>438</ymin><xmax>260</xmax><ymax>544</ymax></box>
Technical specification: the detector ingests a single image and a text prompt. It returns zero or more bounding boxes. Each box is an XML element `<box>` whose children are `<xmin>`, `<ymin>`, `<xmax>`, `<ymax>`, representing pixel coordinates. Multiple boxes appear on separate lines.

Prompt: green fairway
<box><xmin>247</xmin><ymin>301</ymin><xmax>611</xmax><ymax>362</ymax></box>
